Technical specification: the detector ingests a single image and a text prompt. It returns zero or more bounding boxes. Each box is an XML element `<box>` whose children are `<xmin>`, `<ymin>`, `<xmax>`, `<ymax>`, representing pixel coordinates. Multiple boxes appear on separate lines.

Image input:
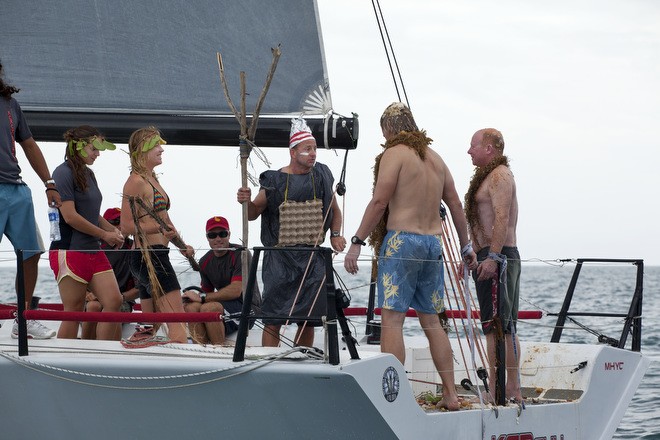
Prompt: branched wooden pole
<box><xmin>132</xmin><ymin>196</ymin><xmax>200</xmax><ymax>271</ymax></box>
<box><xmin>216</xmin><ymin>47</ymin><xmax>281</xmax><ymax>299</ymax></box>
<box><xmin>248</xmin><ymin>45</ymin><xmax>282</xmax><ymax>140</ymax></box>
<box><xmin>216</xmin><ymin>53</ymin><xmax>242</xmax><ymax>122</ymax></box>
<box><xmin>240</xmin><ymin>72</ymin><xmax>249</xmax><ymax>290</ymax></box>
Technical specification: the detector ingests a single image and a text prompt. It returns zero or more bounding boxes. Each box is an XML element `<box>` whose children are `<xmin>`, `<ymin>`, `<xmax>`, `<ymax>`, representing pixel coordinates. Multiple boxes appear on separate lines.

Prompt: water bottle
<box><xmin>48</xmin><ymin>207</ymin><xmax>61</xmax><ymax>241</ymax></box>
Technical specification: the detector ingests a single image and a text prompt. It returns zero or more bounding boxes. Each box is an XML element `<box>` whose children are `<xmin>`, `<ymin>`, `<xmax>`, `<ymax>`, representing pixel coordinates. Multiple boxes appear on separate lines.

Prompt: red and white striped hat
<box><xmin>289</xmin><ymin>117</ymin><xmax>316</xmax><ymax>148</ymax></box>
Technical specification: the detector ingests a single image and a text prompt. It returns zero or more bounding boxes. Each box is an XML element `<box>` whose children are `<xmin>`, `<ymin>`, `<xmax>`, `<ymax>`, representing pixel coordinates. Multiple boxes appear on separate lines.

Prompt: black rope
<box><xmin>336</xmin><ymin>148</ymin><xmax>349</xmax><ymax>196</ymax></box>
<box><xmin>332</xmin><ymin>111</ymin><xmax>356</xmax><ymax>197</ymax></box>
<box><xmin>371</xmin><ymin>0</ymin><xmax>410</xmax><ymax>108</ymax></box>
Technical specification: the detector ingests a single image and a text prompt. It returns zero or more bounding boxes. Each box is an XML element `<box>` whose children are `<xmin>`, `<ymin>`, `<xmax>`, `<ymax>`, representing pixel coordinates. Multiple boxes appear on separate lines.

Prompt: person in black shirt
<box><xmin>182</xmin><ymin>216</ymin><xmax>261</xmax><ymax>345</ymax></box>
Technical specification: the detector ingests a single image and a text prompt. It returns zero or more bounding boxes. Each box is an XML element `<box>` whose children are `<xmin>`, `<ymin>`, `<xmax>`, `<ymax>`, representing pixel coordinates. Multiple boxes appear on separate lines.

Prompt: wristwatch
<box><xmin>200</xmin><ymin>293</ymin><xmax>207</xmax><ymax>304</ymax></box>
<box><xmin>330</xmin><ymin>231</ymin><xmax>340</xmax><ymax>238</ymax></box>
<box><xmin>351</xmin><ymin>235</ymin><xmax>366</xmax><ymax>246</ymax></box>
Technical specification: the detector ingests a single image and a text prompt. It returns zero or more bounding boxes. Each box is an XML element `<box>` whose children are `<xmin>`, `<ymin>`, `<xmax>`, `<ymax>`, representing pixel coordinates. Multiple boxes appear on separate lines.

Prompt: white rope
<box><xmin>464</xmin><ymin>266</ymin><xmax>487</xmax><ymax>439</ymax></box>
<box><xmin>0</xmin><ymin>346</ymin><xmax>321</xmax><ymax>390</ymax></box>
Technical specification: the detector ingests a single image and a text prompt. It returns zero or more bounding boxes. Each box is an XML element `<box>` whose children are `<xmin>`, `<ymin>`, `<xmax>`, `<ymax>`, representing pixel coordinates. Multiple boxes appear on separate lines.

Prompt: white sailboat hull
<box><xmin>0</xmin><ymin>322</ymin><xmax>649</xmax><ymax>440</ymax></box>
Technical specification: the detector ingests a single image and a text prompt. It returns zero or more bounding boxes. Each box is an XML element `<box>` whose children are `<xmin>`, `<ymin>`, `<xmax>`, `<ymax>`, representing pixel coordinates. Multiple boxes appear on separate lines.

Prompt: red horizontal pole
<box><xmin>0</xmin><ymin>309</ymin><xmax>15</xmax><ymax>320</ymax></box>
<box><xmin>2</xmin><ymin>305</ymin><xmax>542</xmax><ymax>322</ymax></box>
<box><xmin>343</xmin><ymin>307</ymin><xmax>542</xmax><ymax>320</ymax></box>
<box><xmin>24</xmin><ymin>310</ymin><xmax>222</xmax><ymax>323</ymax></box>
<box><xmin>1</xmin><ymin>303</ymin><xmax>144</xmax><ymax>312</ymax></box>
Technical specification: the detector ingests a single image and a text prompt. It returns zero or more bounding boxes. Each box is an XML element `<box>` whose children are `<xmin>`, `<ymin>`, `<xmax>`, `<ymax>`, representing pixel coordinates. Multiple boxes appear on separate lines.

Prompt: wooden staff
<box><xmin>131</xmin><ymin>196</ymin><xmax>200</xmax><ymax>271</ymax></box>
<box><xmin>216</xmin><ymin>46</ymin><xmax>281</xmax><ymax>296</ymax></box>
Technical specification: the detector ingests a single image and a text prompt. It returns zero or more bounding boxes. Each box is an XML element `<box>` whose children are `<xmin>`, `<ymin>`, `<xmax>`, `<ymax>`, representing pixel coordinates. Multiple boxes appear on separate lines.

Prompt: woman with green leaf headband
<box><xmin>49</xmin><ymin>125</ymin><xmax>124</xmax><ymax>340</ymax></box>
<box><xmin>120</xmin><ymin>126</ymin><xmax>192</xmax><ymax>344</ymax></box>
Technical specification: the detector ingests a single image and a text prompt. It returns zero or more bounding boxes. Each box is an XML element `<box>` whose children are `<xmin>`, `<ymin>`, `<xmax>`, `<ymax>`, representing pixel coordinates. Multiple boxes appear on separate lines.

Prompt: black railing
<box><xmin>549</xmin><ymin>258</ymin><xmax>644</xmax><ymax>351</ymax></box>
<box><xmin>233</xmin><ymin>246</ymin><xmax>359</xmax><ymax>365</ymax></box>
<box><xmin>15</xmin><ymin>250</ymin><xmax>29</xmax><ymax>356</ymax></box>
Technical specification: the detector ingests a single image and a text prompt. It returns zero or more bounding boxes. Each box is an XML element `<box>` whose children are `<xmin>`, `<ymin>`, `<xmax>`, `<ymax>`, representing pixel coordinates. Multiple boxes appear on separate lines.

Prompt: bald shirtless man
<box><xmin>465</xmin><ymin>127</ymin><xmax>522</xmax><ymax>402</ymax></box>
<box><xmin>344</xmin><ymin>102</ymin><xmax>476</xmax><ymax>411</ymax></box>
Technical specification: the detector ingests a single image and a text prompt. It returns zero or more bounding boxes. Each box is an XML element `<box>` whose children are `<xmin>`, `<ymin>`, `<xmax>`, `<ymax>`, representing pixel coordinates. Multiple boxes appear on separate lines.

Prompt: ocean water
<box><xmin>0</xmin><ymin>258</ymin><xmax>658</xmax><ymax>439</ymax></box>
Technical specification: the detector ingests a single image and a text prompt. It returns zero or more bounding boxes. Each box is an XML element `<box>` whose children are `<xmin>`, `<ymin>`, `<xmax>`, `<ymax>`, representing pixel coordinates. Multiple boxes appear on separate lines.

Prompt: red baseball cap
<box><xmin>206</xmin><ymin>216</ymin><xmax>229</xmax><ymax>232</ymax></box>
<box><xmin>103</xmin><ymin>207</ymin><xmax>121</xmax><ymax>222</ymax></box>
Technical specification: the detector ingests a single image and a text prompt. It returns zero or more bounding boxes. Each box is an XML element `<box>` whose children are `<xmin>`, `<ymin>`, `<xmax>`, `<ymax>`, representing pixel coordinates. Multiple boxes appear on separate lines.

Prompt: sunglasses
<box><xmin>207</xmin><ymin>230</ymin><xmax>229</xmax><ymax>239</ymax></box>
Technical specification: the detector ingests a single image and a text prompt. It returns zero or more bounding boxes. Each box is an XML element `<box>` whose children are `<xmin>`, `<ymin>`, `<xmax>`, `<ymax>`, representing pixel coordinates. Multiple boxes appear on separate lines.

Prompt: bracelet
<box><xmin>487</xmin><ymin>251</ymin><xmax>506</xmax><ymax>264</ymax></box>
<box><xmin>45</xmin><ymin>188</ymin><xmax>59</xmax><ymax>193</ymax></box>
<box><xmin>486</xmin><ymin>251</ymin><xmax>508</xmax><ymax>277</ymax></box>
<box><xmin>44</xmin><ymin>179</ymin><xmax>56</xmax><ymax>187</ymax></box>
<box><xmin>460</xmin><ymin>242</ymin><xmax>473</xmax><ymax>258</ymax></box>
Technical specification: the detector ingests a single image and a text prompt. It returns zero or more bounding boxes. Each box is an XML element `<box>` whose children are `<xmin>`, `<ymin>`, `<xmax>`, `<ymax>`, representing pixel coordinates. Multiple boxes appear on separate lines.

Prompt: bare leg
<box><xmin>57</xmin><ymin>276</ymin><xmax>86</xmax><ymax>339</ymax></box>
<box><xmin>89</xmin><ymin>271</ymin><xmax>123</xmax><ymax>340</ymax></box>
<box><xmin>184</xmin><ymin>301</ymin><xmax>208</xmax><ymax>343</ymax></box>
<box><xmin>418</xmin><ymin>312</ymin><xmax>459</xmax><ymax>411</ymax></box>
<box><xmin>16</xmin><ymin>254</ymin><xmax>40</xmax><ymax>309</ymax></box>
<box><xmin>157</xmin><ymin>290</ymin><xmax>187</xmax><ymax>343</ymax></box>
<box><xmin>485</xmin><ymin>332</ymin><xmax>522</xmax><ymax>401</ymax></box>
<box><xmin>81</xmin><ymin>299</ymin><xmax>102</xmax><ymax>339</ymax></box>
<box><xmin>485</xmin><ymin>334</ymin><xmax>497</xmax><ymax>397</ymax></box>
<box><xmin>294</xmin><ymin>325</ymin><xmax>314</xmax><ymax>347</ymax></box>
<box><xmin>138</xmin><ymin>298</ymin><xmax>161</xmax><ymax>335</ymax></box>
<box><xmin>506</xmin><ymin>333</ymin><xmax>522</xmax><ymax>401</ymax></box>
<box><xmin>262</xmin><ymin>324</ymin><xmax>281</xmax><ymax>347</ymax></box>
<box><xmin>140</xmin><ymin>298</ymin><xmax>154</xmax><ymax>313</ymax></box>
<box><xmin>380</xmin><ymin>309</ymin><xmax>406</xmax><ymax>364</ymax></box>
<box><xmin>202</xmin><ymin>302</ymin><xmax>226</xmax><ymax>345</ymax></box>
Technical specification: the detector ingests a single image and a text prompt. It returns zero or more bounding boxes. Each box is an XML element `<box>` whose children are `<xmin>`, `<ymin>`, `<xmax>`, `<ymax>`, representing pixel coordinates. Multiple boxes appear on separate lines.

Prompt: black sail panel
<box><xmin>0</xmin><ymin>0</ymin><xmax>357</xmax><ymax>148</ymax></box>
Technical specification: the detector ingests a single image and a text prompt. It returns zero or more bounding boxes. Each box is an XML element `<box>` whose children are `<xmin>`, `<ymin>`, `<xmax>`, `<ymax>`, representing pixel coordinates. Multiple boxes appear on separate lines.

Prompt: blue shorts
<box><xmin>0</xmin><ymin>183</ymin><xmax>45</xmax><ymax>260</ymax></box>
<box><xmin>377</xmin><ymin>231</ymin><xmax>445</xmax><ymax>314</ymax></box>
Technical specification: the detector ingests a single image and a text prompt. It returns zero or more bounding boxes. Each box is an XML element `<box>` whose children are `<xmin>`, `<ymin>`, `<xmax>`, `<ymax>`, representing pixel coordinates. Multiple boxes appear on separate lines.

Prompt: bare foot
<box><xmin>437</xmin><ymin>396</ymin><xmax>460</xmax><ymax>411</ymax></box>
<box><xmin>506</xmin><ymin>386</ymin><xmax>523</xmax><ymax>403</ymax></box>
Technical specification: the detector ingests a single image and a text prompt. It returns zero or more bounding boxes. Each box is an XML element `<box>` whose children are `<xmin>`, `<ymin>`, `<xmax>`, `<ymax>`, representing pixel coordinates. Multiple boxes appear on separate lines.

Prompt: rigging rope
<box><xmin>371</xmin><ymin>0</ymin><xmax>411</xmax><ymax>107</ymax></box>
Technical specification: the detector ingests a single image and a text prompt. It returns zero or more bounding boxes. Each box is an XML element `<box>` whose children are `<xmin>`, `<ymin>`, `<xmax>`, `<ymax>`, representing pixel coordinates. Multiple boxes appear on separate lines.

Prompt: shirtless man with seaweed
<box><xmin>344</xmin><ymin>102</ymin><xmax>476</xmax><ymax>410</ymax></box>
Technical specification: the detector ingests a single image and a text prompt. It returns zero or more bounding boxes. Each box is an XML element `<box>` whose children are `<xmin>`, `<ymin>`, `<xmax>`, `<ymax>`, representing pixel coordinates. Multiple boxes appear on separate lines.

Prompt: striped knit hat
<box><xmin>289</xmin><ymin>117</ymin><xmax>315</xmax><ymax>148</ymax></box>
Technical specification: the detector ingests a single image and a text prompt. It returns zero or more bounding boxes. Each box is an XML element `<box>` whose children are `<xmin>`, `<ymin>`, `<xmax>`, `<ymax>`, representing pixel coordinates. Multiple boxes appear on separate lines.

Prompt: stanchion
<box><xmin>15</xmin><ymin>249</ymin><xmax>28</xmax><ymax>356</ymax></box>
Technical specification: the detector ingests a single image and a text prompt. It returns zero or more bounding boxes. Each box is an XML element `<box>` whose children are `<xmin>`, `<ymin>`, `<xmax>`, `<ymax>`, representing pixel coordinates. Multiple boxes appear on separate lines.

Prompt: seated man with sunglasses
<box><xmin>182</xmin><ymin>216</ymin><xmax>261</xmax><ymax>344</ymax></box>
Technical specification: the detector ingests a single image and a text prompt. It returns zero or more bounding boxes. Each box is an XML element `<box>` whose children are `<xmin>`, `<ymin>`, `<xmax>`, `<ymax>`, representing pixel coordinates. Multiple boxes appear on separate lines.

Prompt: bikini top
<box><xmin>135</xmin><ymin>178</ymin><xmax>170</xmax><ymax>219</ymax></box>
<box><xmin>148</xmin><ymin>180</ymin><xmax>170</xmax><ymax>212</ymax></box>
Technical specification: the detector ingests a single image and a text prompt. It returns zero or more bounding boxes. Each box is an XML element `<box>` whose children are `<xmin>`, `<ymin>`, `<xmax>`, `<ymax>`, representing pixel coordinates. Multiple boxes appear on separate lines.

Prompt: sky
<box><xmin>2</xmin><ymin>0</ymin><xmax>659</xmax><ymax>268</ymax></box>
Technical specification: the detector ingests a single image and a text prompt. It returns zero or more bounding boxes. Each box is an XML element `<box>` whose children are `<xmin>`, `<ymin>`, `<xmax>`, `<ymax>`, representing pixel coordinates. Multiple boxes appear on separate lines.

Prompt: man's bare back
<box><xmin>344</xmin><ymin>102</ymin><xmax>478</xmax><ymax>412</ymax></box>
<box><xmin>382</xmin><ymin>144</ymin><xmax>446</xmax><ymax>235</ymax></box>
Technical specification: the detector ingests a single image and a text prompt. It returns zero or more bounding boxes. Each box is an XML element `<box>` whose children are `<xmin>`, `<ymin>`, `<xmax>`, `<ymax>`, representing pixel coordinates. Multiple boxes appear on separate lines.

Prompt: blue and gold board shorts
<box><xmin>377</xmin><ymin>230</ymin><xmax>445</xmax><ymax>314</ymax></box>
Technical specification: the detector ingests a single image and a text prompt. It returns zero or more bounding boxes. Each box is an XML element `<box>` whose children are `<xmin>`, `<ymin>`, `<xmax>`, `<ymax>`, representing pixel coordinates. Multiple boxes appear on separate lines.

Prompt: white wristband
<box><xmin>460</xmin><ymin>242</ymin><xmax>473</xmax><ymax>258</ymax></box>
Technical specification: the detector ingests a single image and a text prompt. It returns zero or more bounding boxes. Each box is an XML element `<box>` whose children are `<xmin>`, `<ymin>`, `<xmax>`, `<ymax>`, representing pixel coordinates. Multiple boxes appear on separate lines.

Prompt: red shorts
<box><xmin>49</xmin><ymin>250</ymin><xmax>113</xmax><ymax>284</ymax></box>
